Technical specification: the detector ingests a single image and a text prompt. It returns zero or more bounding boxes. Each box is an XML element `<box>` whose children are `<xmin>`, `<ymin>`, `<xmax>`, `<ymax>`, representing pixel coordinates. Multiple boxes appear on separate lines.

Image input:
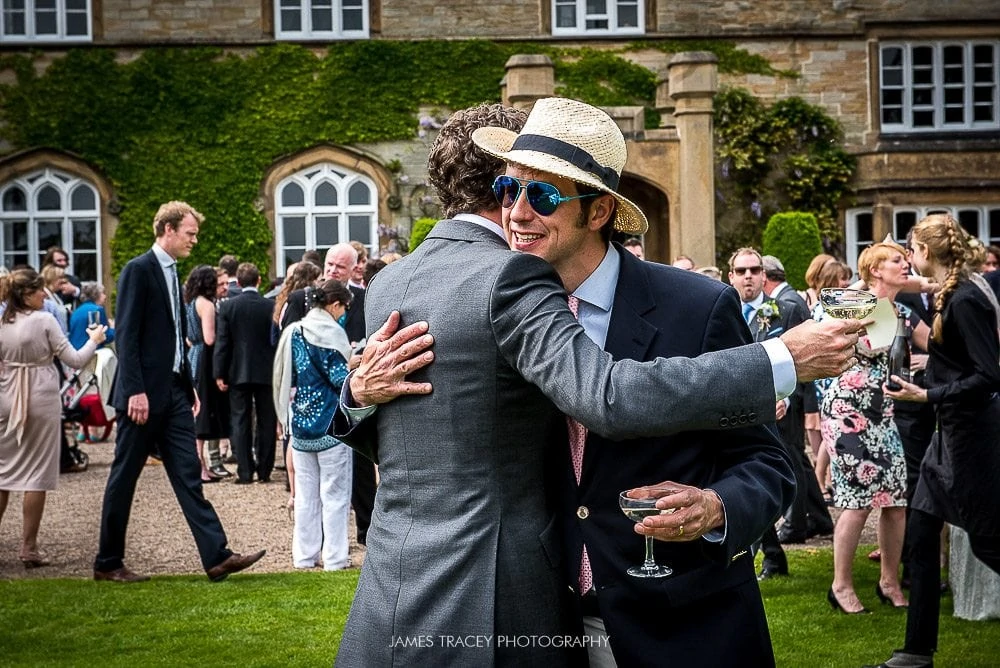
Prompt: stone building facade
<box><xmin>1</xmin><ymin>0</ymin><xmax>997</xmax><ymax>282</ymax></box>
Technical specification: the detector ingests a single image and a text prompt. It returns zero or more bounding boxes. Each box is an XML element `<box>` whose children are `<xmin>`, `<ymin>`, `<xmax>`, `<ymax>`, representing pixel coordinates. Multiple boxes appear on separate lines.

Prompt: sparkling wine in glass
<box><xmin>819</xmin><ymin>288</ymin><xmax>878</xmax><ymax>320</ymax></box>
<box><xmin>619</xmin><ymin>491</ymin><xmax>673</xmax><ymax>578</ymax></box>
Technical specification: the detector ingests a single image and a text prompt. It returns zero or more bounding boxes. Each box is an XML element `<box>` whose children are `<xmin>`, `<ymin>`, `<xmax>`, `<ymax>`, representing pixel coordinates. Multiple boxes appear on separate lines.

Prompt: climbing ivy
<box><xmin>713</xmin><ymin>88</ymin><xmax>855</xmax><ymax>262</ymax></box>
<box><xmin>0</xmin><ymin>40</ymin><xmax>845</xmax><ymax>282</ymax></box>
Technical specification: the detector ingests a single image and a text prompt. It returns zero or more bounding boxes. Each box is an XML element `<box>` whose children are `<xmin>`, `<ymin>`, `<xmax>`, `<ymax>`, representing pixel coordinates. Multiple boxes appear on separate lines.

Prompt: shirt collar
<box><xmin>767</xmin><ymin>281</ymin><xmax>789</xmax><ymax>299</ymax></box>
<box><xmin>453</xmin><ymin>213</ymin><xmax>506</xmax><ymax>241</ymax></box>
<box><xmin>573</xmin><ymin>244</ymin><xmax>619</xmax><ymax>313</ymax></box>
<box><xmin>151</xmin><ymin>243</ymin><xmax>175</xmax><ymax>268</ymax></box>
<box><xmin>241</xmin><ymin>286</ymin><xmax>259</xmax><ymax>293</ymax></box>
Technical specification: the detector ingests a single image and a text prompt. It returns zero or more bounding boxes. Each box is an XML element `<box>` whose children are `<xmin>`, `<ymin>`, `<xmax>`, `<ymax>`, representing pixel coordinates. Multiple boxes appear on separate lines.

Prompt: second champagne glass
<box><xmin>619</xmin><ymin>491</ymin><xmax>673</xmax><ymax>578</ymax></box>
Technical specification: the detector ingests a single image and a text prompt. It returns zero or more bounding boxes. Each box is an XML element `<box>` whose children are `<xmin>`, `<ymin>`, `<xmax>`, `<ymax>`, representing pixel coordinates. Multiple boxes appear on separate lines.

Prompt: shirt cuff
<box><xmin>340</xmin><ymin>371</ymin><xmax>377</xmax><ymax>424</ymax></box>
<box><xmin>760</xmin><ymin>338</ymin><xmax>796</xmax><ymax>401</ymax></box>
<box><xmin>701</xmin><ymin>488</ymin><xmax>727</xmax><ymax>544</ymax></box>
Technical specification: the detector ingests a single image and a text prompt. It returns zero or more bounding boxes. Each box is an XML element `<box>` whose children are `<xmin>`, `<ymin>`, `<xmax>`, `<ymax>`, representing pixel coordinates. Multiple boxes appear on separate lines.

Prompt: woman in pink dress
<box><xmin>0</xmin><ymin>268</ymin><xmax>105</xmax><ymax>568</ymax></box>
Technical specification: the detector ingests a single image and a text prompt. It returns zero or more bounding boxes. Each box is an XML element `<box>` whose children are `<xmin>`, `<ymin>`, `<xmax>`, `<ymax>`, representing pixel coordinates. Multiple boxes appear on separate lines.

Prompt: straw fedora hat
<box><xmin>471</xmin><ymin>97</ymin><xmax>648</xmax><ymax>234</ymax></box>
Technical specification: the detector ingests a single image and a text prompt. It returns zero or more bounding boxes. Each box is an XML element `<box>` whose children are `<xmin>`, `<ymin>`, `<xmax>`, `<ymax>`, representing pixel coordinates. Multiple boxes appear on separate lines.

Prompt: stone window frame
<box><xmin>272</xmin><ymin>163</ymin><xmax>379</xmax><ymax>276</ymax></box>
<box><xmin>550</xmin><ymin>0</ymin><xmax>645</xmax><ymax>37</ymax></box>
<box><xmin>273</xmin><ymin>0</ymin><xmax>369</xmax><ymax>41</ymax></box>
<box><xmin>0</xmin><ymin>0</ymin><xmax>92</xmax><ymax>43</ymax></box>
<box><xmin>878</xmin><ymin>39</ymin><xmax>999</xmax><ymax>134</ymax></box>
<box><xmin>0</xmin><ymin>167</ymin><xmax>103</xmax><ymax>280</ymax></box>
<box><xmin>845</xmin><ymin>204</ymin><xmax>1000</xmax><ymax>270</ymax></box>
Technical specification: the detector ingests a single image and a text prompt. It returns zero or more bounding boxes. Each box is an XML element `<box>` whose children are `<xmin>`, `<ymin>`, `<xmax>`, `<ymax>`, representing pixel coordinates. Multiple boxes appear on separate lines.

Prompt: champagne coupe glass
<box><xmin>819</xmin><ymin>288</ymin><xmax>878</xmax><ymax>320</ymax></box>
<box><xmin>619</xmin><ymin>491</ymin><xmax>673</xmax><ymax>578</ymax></box>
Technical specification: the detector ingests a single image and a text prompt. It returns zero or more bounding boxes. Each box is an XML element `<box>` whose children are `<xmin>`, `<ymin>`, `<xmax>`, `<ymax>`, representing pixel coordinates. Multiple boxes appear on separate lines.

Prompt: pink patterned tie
<box><xmin>566</xmin><ymin>294</ymin><xmax>594</xmax><ymax>595</ymax></box>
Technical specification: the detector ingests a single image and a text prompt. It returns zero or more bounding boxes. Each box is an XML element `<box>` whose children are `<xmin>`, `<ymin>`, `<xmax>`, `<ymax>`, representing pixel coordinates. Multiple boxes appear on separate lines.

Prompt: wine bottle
<box><xmin>886</xmin><ymin>314</ymin><xmax>910</xmax><ymax>391</ymax></box>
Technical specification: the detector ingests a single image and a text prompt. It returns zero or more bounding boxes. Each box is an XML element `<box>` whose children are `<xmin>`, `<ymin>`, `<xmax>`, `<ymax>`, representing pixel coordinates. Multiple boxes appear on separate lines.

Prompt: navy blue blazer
<box><xmin>110</xmin><ymin>249</ymin><xmax>194</xmax><ymax>413</ymax></box>
<box><xmin>562</xmin><ymin>246</ymin><xmax>795</xmax><ymax>666</ymax></box>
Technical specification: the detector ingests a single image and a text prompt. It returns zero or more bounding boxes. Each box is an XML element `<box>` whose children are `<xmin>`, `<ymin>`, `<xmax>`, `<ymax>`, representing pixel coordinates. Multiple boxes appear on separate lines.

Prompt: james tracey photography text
<box><xmin>389</xmin><ymin>635</ymin><xmax>610</xmax><ymax>649</ymax></box>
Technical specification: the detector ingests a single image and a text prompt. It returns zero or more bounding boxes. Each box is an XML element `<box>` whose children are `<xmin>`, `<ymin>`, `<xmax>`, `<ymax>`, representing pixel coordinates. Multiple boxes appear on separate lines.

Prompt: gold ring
<box><xmin>678</xmin><ymin>524</ymin><xmax>684</xmax><ymax>537</ymax></box>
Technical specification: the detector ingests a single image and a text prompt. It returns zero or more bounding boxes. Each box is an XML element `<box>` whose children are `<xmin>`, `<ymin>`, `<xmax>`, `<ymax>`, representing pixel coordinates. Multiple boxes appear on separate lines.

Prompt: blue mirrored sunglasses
<box><xmin>492</xmin><ymin>175</ymin><xmax>598</xmax><ymax>216</ymax></box>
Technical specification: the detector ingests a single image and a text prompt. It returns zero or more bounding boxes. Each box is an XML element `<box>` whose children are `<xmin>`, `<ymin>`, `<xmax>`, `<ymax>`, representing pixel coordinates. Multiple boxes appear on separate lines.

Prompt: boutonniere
<box><xmin>757</xmin><ymin>299</ymin><xmax>781</xmax><ymax>331</ymax></box>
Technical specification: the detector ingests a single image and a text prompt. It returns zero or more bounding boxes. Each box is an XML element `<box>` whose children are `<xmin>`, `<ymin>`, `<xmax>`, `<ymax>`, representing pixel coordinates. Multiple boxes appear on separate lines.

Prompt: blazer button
<box><xmin>719</xmin><ymin>417</ymin><xmax>729</xmax><ymax>427</ymax></box>
<box><xmin>577</xmin><ymin>506</ymin><xmax>590</xmax><ymax>520</ymax></box>
<box><xmin>738</xmin><ymin>414</ymin><xmax>748</xmax><ymax>424</ymax></box>
<box><xmin>748</xmin><ymin>412</ymin><xmax>757</xmax><ymax>422</ymax></box>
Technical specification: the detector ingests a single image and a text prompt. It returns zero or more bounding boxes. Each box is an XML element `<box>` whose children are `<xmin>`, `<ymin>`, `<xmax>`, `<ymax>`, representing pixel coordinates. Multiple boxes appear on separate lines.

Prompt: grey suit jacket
<box><xmin>334</xmin><ymin>220</ymin><xmax>778</xmax><ymax>667</ymax></box>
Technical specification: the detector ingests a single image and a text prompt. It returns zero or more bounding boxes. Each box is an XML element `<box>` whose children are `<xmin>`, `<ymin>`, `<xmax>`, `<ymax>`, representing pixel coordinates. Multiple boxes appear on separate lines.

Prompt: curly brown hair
<box><xmin>912</xmin><ymin>213</ymin><xmax>986</xmax><ymax>344</ymax></box>
<box><xmin>427</xmin><ymin>103</ymin><xmax>527</xmax><ymax>219</ymax></box>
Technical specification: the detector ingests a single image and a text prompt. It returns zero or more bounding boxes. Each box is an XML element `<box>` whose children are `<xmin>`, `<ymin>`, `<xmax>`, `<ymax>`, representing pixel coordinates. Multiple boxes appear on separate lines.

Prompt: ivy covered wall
<box><xmin>0</xmin><ymin>39</ymin><xmax>830</xmax><ymax>279</ymax></box>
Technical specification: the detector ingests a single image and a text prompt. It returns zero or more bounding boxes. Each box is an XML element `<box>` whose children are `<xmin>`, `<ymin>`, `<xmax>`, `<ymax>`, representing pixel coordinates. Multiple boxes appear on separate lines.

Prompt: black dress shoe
<box><xmin>875</xmin><ymin>583</ymin><xmax>908</xmax><ymax>608</ymax></box>
<box><xmin>862</xmin><ymin>649</ymin><xmax>933</xmax><ymax>668</ymax></box>
<box><xmin>758</xmin><ymin>564</ymin><xmax>789</xmax><ymax>581</ymax></box>
<box><xmin>206</xmin><ymin>550</ymin><xmax>267</xmax><ymax>582</ymax></box>
<box><xmin>233</xmin><ymin>478</ymin><xmax>253</xmax><ymax>485</ymax></box>
<box><xmin>806</xmin><ymin>522</ymin><xmax>834</xmax><ymax>538</ymax></box>
<box><xmin>210</xmin><ymin>465</ymin><xmax>232</xmax><ymax>478</ymax></box>
<box><xmin>777</xmin><ymin>528</ymin><xmax>808</xmax><ymax>544</ymax></box>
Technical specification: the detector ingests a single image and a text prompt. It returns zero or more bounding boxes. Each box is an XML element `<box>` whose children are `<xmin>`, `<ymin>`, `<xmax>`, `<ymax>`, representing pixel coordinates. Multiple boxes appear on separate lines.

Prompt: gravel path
<box><xmin>0</xmin><ymin>438</ymin><xmax>366</xmax><ymax>580</ymax></box>
<box><xmin>2</xmin><ymin>434</ymin><xmax>873</xmax><ymax>582</ymax></box>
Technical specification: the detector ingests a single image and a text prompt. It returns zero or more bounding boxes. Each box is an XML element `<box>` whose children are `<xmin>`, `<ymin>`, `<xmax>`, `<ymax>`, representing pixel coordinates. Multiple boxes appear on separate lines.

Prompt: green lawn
<box><xmin>1</xmin><ymin>547</ymin><xmax>998</xmax><ymax>667</ymax></box>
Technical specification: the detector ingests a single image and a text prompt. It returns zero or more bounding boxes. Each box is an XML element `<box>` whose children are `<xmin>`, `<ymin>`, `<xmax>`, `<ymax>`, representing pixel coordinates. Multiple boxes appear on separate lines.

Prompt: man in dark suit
<box><xmin>93</xmin><ymin>201</ymin><xmax>264</xmax><ymax>583</ymax></box>
<box><xmin>473</xmin><ymin>107</ymin><xmax>794</xmax><ymax>666</ymax></box>
<box><xmin>214</xmin><ymin>262</ymin><xmax>277</xmax><ymax>483</ymax></box>
<box><xmin>219</xmin><ymin>254</ymin><xmax>241</xmax><ymax>298</ymax></box>
<box><xmin>323</xmin><ymin>243</ymin><xmax>367</xmax><ymax>345</ymax></box>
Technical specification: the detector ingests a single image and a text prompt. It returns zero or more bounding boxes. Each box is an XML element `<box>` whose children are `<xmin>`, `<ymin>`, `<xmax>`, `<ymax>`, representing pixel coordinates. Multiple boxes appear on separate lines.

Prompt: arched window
<box><xmin>274</xmin><ymin>163</ymin><xmax>378</xmax><ymax>275</ymax></box>
<box><xmin>0</xmin><ymin>168</ymin><xmax>101</xmax><ymax>280</ymax></box>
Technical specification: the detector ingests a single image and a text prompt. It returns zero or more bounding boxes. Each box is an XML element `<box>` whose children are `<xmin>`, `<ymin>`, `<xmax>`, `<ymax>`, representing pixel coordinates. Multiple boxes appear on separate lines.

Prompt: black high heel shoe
<box><xmin>827</xmin><ymin>587</ymin><xmax>871</xmax><ymax>614</ymax></box>
<box><xmin>875</xmin><ymin>583</ymin><xmax>908</xmax><ymax>608</ymax></box>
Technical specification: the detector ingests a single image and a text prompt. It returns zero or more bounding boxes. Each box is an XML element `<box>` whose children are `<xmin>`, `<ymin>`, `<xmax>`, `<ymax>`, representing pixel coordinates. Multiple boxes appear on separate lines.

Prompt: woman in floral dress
<box><xmin>821</xmin><ymin>241</ymin><xmax>930</xmax><ymax>613</ymax></box>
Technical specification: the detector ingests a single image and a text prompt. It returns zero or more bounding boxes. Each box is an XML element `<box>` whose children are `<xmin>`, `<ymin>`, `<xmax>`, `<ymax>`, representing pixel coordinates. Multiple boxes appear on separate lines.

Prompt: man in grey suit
<box><xmin>333</xmin><ymin>103</ymin><xmax>864</xmax><ymax>667</ymax></box>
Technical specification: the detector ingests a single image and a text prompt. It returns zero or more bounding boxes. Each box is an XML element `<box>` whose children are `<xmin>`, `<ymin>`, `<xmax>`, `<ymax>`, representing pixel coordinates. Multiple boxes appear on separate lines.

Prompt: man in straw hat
<box><xmin>469</xmin><ymin>96</ymin><xmax>792</xmax><ymax>665</ymax></box>
<box><xmin>332</xmin><ymin>100</ymin><xmax>866</xmax><ymax>667</ymax></box>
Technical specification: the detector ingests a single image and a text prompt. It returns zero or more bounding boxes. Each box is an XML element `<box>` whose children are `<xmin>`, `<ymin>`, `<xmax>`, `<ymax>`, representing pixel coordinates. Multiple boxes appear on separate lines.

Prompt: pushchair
<box><xmin>59</xmin><ymin>348</ymin><xmax>117</xmax><ymax>472</ymax></box>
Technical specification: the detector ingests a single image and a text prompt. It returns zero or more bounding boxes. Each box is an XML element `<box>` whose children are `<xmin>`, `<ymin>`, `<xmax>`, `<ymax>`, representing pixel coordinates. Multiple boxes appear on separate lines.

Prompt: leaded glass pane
<box><xmin>283</xmin><ymin>216</ymin><xmax>306</xmax><ymax>246</ymax></box>
<box><xmin>72</xmin><ymin>219</ymin><xmax>96</xmax><ymax>249</ymax></box>
<box><xmin>282</xmin><ymin>182</ymin><xmax>305</xmax><ymax>207</ymax></box>
<box><xmin>36</xmin><ymin>185</ymin><xmax>61</xmax><ymax>210</ymax></box>
<box><xmin>2</xmin><ymin>187</ymin><xmax>26</xmax><ymax>211</ymax></box>
<box><xmin>348</xmin><ymin>215</ymin><xmax>370</xmax><ymax>244</ymax></box>
<box><xmin>348</xmin><ymin>181</ymin><xmax>370</xmax><ymax>205</ymax></box>
<box><xmin>70</xmin><ymin>185</ymin><xmax>96</xmax><ymax>210</ymax></box>
<box><xmin>315</xmin><ymin>215</ymin><xmax>339</xmax><ymax>246</ymax></box>
<box><xmin>315</xmin><ymin>181</ymin><xmax>338</xmax><ymax>206</ymax></box>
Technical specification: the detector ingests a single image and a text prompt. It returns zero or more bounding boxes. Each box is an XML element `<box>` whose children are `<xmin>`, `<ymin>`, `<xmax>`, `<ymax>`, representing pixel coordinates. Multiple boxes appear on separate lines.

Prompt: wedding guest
<box><xmin>869</xmin><ymin>214</ymin><xmax>1000</xmax><ymax>668</ymax></box>
<box><xmin>622</xmin><ymin>237</ymin><xmax>644</xmax><ymax>260</ymax></box>
<box><xmin>378</xmin><ymin>252</ymin><xmax>402</xmax><ymax>265</ymax></box>
<box><xmin>40</xmin><ymin>265</ymin><xmax>71</xmax><ymax>333</ymax></box>
<box><xmin>274</xmin><ymin>261</ymin><xmax>322</xmax><ymax>333</ymax></box>
<box><xmin>802</xmin><ymin>253</ymin><xmax>839</xmax><ymax>310</ymax></box>
<box><xmin>0</xmin><ymin>268</ymin><xmax>104</xmax><ymax>567</ymax></box>
<box><xmin>980</xmin><ymin>244</ymin><xmax>1000</xmax><ymax>273</ymax></box>
<box><xmin>821</xmin><ymin>241</ymin><xmax>929</xmax><ymax>613</ymax></box>
<box><xmin>68</xmin><ymin>282</ymin><xmax>115</xmax><ymax>350</ymax></box>
<box><xmin>184</xmin><ymin>265</ymin><xmax>230</xmax><ymax>482</ymax></box>
<box><xmin>273</xmin><ymin>280</ymin><xmax>354</xmax><ymax>570</ymax></box>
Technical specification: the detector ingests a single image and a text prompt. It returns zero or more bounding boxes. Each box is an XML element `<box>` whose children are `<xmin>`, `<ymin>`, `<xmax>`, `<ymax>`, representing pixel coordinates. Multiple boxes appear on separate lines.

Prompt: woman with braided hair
<box><xmin>867</xmin><ymin>214</ymin><xmax>1000</xmax><ymax>668</ymax></box>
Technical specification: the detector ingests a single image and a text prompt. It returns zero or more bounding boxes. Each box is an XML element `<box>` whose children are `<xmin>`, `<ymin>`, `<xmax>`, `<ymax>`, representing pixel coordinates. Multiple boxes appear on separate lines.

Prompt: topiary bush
<box><xmin>409</xmin><ymin>218</ymin><xmax>438</xmax><ymax>251</ymax></box>
<box><xmin>761</xmin><ymin>211</ymin><xmax>823</xmax><ymax>290</ymax></box>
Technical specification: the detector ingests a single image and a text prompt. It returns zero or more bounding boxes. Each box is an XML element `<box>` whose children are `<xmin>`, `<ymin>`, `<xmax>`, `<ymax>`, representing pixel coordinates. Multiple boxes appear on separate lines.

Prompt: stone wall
<box><xmin>99</xmin><ymin>0</ymin><xmax>264</xmax><ymax>42</ymax></box>
<box><xmin>380</xmin><ymin>0</ymin><xmax>541</xmax><ymax>39</ymax></box>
